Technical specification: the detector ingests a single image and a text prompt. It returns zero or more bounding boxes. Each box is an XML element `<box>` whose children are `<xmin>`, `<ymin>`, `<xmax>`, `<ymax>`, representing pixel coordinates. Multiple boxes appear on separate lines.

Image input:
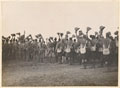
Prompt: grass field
<box><xmin>2</xmin><ymin>60</ymin><xmax>118</xmax><ymax>86</ymax></box>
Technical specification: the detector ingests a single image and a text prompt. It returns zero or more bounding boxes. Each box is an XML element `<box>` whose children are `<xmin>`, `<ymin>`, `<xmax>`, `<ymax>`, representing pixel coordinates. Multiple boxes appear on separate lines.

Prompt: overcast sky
<box><xmin>2</xmin><ymin>1</ymin><xmax>119</xmax><ymax>39</ymax></box>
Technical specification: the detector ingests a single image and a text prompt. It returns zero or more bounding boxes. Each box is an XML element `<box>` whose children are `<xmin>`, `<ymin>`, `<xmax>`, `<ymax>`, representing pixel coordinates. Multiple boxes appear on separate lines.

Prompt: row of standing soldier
<box><xmin>2</xmin><ymin>26</ymin><xmax>118</xmax><ymax>69</ymax></box>
<box><xmin>2</xmin><ymin>34</ymin><xmax>46</xmax><ymax>63</ymax></box>
<box><xmin>55</xmin><ymin>26</ymin><xmax>118</xmax><ymax>69</ymax></box>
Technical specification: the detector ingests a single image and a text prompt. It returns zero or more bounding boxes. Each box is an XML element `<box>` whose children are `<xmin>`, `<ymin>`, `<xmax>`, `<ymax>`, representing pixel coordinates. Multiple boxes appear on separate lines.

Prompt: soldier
<box><xmin>109</xmin><ymin>36</ymin><xmax>116</xmax><ymax>66</ymax></box>
<box><xmin>64</xmin><ymin>38</ymin><xmax>69</xmax><ymax>63</ymax></box>
<box><xmin>35</xmin><ymin>34</ymin><xmax>42</xmax><ymax>63</ymax></box>
<box><xmin>53</xmin><ymin>38</ymin><xmax>58</xmax><ymax>63</ymax></box>
<box><xmin>86</xmin><ymin>39</ymin><xmax>91</xmax><ymax>66</ymax></box>
<box><xmin>102</xmin><ymin>32</ymin><xmax>111</xmax><ymax>68</ymax></box>
<box><xmin>90</xmin><ymin>35</ymin><xmax>98</xmax><ymax>68</ymax></box>
<box><xmin>17</xmin><ymin>40</ymin><xmax>21</xmax><ymax>61</ymax></box>
<box><xmin>96</xmin><ymin>26</ymin><xmax>105</xmax><ymax>67</ymax></box>
<box><xmin>14</xmin><ymin>39</ymin><xmax>19</xmax><ymax>61</ymax></box>
<box><xmin>72</xmin><ymin>39</ymin><xmax>78</xmax><ymax>63</ymax></box>
<box><xmin>56</xmin><ymin>39</ymin><xmax>65</xmax><ymax>64</ymax></box>
<box><xmin>64</xmin><ymin>37</ymin><xmax>73</xmax><ymax>65</ymax></box>
<box><xmin>22</xmin><ymin>41</ymin><xmax>26</xmax><ymax>61</ymax></box>
<box><xmin>3</xmin><ymin>38</ymin><xmax>9</xmax><ymax>61</ymax></box>
<box><xmin>24</xmin><ymin>39</ymin><xmax>29</xmax><ymax>61</ymax></box>
<box><xmin>2</xmin><ymin>37</ymin><xmax>5</xmax><ymax>61</ymax></box>
<box><xmin>12</xmin><ymin>38</ymin><xmax>16</xmax><ymax>60</ymax></box>
<box><xmin>10</xmin><ymin>34</ymin><xmax>16</xmax><ymax>60</ymax></box>
<box><xmin>33</xmin><ymin>39</ymin><xmax>39</xmax><ymax>63</ymax></box>
<box><xmin>8</xmin><ymin>39</ymin><xmax>13</xmax><ymax>60</ymax></box>
<box><xmin>77</xmin><ymin>27</ymin><xmax>91</xmax><ymax>67</ymax></box>
<box><xmin>85</xmin><ymin>27</ymin><xmax>92</xmax><ymax>67</ymax></box>
<box><xmin>114</xmin><ymin>31</ymin><xmax>118</xmax><ymax>66</ymax></box>
<box><xmin>80</xmin><ymin>35</ymin><xmax>87</xmax><ymax>69</ymax></box>
<box><xmin>38</xmin><ymin>39</ymin><xmax>42</xmax><ymax>62</ymax></box>
<box><xmin>41</xmin><ymin>41</ymin><xmax>47</xmax><ymax>63</ymax></box>
<box><xmin>28</xmin><ymin>40</ymin><xmax>34</xmax><ymax>61</ymax></box>
<box><xmin>73</xmin><ymin>27</ymin><xmax>80</xmax><ymax>63</ymax></box>
<box><xmin>38</xmin><ymin>39</ymin><xmax>46</xmax><ymax>63</ymax></box>
<box><xmin>47</xmin><ymin>38</ymin><xmax>54</xmax><ymax>63</ymax></box>
<box><xmin>76</xmin><ymin>30</ymin><xmax>84</xmax><ymax>65</ymax></box>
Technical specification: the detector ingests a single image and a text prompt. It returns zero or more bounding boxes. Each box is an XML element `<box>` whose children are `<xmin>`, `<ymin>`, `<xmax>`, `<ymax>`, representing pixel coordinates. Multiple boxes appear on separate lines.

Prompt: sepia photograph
<box><xmin>1</xmin><ymin>0</ymin><xmax>119</xmax><ymax>87</ymax></box>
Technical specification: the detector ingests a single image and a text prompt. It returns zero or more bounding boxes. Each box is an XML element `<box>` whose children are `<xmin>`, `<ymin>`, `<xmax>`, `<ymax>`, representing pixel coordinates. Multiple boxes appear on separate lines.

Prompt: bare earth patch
<box><xmin>2</xmin><ymin>60</ymin><xmax>118</xmax><ymax>86</ymax></box>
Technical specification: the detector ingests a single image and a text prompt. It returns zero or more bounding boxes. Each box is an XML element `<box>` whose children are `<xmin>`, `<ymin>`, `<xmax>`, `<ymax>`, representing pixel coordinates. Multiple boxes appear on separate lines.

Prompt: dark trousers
<box><xmin>80</xmin><ymin>54</ymin><xmax>87</xmax><ymax>69</ymax></box>
<box><xmin>97</xmin><ymin>52</ymin><xmax>103</xmax><ymax>66</ymax></box>
<box><xmin>57</xmin><ymin>52</ymin><xmax>63</xmax><ymax>64</ymax></box>
<box><xmin>91</xmin><ymin>51</ymin><xmax>97</xmax><ymax>68</ymax></box>
<box><xmin>101</xmin><ymin>54</ymin><xmax>110</xmax><ymax>67</ymax></box>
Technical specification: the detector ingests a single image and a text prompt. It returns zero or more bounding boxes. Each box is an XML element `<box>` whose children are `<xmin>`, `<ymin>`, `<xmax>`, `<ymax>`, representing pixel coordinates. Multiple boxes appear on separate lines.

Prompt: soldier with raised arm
<box><xmin>90</xmin><ymin>35</ymin><xmax>98</xmax><ymax>68</ymax></box>
<box><xmin>96</xmin><ymin>26</ymin><xmax>105</xmax><ymax>67</ymax></box>
<box><xmin>102</xmin><ymin>32</ymin><xmax>111</xmax><ymax>69</ymax></box>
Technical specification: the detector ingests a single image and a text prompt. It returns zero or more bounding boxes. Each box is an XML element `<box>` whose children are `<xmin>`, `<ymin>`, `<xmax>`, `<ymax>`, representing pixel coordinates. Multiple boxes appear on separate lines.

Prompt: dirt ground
<box><xmin>2</xmin><ymin>60</ymin><xmax>118</xmax><ymax>86</ymax></box>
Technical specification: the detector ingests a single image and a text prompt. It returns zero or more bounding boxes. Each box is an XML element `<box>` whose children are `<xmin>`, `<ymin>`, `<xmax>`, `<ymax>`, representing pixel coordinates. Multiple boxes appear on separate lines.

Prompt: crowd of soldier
<box><xmin>2</xmin><ymin>26</ymin><xmax>118</xmax><ymax>69</ymax></box>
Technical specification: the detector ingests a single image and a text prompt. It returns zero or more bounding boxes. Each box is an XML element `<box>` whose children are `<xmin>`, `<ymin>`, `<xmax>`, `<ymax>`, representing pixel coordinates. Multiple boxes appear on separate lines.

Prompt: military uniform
<box><xmin>90</xmin><ymin>36</ymin><xmax>98</xmax><ymax>68</ymax></box>
<box><xmin>56</xmin><ymin>40</ymin><xmax>65</xmax><ymax>64</ymax></box>
<box><xmin>97</xmin><ymin>36</ymin><xmax>104</xmax><ymax>67</ymax></box>
<box><xmin>64</xmin><ymin>38</ymin><xmax>73</xmax><ymax>65</ymax></box>
<box><xmin>47</xmin><ymin>40</ymin><xmax>54</xmax><ymax>63</ymax></box>
<box><xmin>114</xmin><ymin>37</ymin><xmax>118</xmax><ymax>65</ymax></box>
<box><xmin>77</xmin><ymin>35</ymin><xmax>87</xmax><ymax>68</ymax></box>
<box><xmin>102</xmin><ymin>37</ymin><xmax>111</xmax><ymax>67</ymax></box>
